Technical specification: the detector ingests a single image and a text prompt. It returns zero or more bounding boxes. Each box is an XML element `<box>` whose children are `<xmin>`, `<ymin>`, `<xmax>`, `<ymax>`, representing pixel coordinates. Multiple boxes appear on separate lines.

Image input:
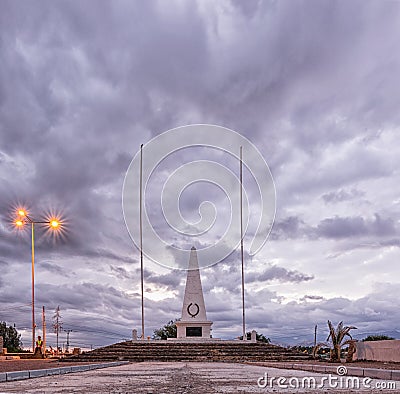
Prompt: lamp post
<box><xmin>14</xmin><ymin>209</ymin><xmax>61</xmax><ymax>352</ymax></box>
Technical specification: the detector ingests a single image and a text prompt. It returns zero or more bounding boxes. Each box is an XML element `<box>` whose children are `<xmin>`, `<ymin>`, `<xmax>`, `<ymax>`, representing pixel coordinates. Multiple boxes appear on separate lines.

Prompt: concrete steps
<box><xmin>67</xmin><ymin>341</ymin><xmax>309</xmax><ymax>363</ymax></box>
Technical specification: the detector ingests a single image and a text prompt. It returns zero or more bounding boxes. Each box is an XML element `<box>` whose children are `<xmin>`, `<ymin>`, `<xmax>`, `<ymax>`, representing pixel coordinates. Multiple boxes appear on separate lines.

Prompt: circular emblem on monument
<box><xmin>187</xmin><ymin>303</ymin><xmax>200</xmax><ymax>318</ymax></box>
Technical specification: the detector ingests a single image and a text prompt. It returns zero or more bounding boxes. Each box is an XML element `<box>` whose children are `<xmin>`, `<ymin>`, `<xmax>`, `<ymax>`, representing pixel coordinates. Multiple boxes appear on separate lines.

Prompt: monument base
<box><xmin>167</xmin><ymin>337</ymin><xmax>221</xmax><ymax>342</ymax></box>
<box><xmin>176</xmin><ymin>320</ymin><xmax>213</xmax><ymax>339</ymax></box>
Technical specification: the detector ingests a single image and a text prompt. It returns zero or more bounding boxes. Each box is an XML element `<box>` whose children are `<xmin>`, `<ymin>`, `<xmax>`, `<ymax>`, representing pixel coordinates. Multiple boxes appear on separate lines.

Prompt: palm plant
<box><xmin>313</xmin><ymin>320</ymin><xmax>357</xmax><ymax>362</ymax></box>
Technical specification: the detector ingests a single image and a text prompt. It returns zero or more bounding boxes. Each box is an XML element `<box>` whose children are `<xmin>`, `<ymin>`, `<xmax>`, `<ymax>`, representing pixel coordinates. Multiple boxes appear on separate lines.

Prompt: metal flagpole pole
<box><xmin>31</xmin><ymin>222</ymin><xmax>35</xmax><ymax>351</ymax></box>
<box><xmin>140</xmin><ymin>143</ymin><xmax>145</xmax><ymax>339</ymax></box>
<box><xmin>240</xmin><ymin>146</ymin><xmax>246</xmax><ymax>340</ymax></box>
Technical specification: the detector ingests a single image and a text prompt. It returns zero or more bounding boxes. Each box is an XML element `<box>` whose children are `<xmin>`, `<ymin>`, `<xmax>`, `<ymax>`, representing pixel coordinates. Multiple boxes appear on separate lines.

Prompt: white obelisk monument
<box><xmin>176</xmin><ymin>247</ymin><xmax>213</xmax><ymax>339</ymax></box>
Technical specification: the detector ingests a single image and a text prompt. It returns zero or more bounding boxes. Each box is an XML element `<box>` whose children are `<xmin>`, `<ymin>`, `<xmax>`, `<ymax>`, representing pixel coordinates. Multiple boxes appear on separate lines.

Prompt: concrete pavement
<box><xmin>0</xmin><ymin>362</ymin><xmax>398</xmax><ymax>393</ymax></box>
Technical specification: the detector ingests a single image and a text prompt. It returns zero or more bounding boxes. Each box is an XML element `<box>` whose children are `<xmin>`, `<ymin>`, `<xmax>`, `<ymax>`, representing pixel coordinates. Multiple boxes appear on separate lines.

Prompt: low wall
<box><xmin>355</xmin><ymin>340</ymin><xmax>400</xmax><ymax>362</ymax></box>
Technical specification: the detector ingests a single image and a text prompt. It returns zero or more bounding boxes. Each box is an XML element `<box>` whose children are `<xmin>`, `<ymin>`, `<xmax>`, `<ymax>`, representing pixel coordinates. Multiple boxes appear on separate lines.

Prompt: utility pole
<box><xmin>64</xmin><ymin>329</ymin><xmax>72</xmax><ymax>353</ymax></box>
<box><xmin>314</xmin><ymin>324</ymin><xmax>317</xmax><ymax>348</ymax></box>
<box><xmin>52</xmin><ymin>306</ymin><xmax>62</xmax><ymax>355</ymax></box>
<box><xmin>42</xmin><ymin>306</ymin><xmax>46</xmax><ymax>356</ymax></box>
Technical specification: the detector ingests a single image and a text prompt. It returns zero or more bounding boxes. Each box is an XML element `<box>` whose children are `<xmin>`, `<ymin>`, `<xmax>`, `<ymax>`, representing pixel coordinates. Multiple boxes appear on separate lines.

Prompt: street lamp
<box><xmin>14</xmin><ymin>209</ymin><xmax>62</xmax><ymax>352</ymax></box>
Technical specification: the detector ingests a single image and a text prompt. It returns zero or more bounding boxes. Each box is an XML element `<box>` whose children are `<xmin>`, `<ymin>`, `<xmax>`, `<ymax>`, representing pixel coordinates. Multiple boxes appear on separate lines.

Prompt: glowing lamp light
<box><xmin>18</xmin><ymin>210</ymin><xmax>26</xmax><ymax>216</ymax></box>
<box><xmin>50</xmin><ymin>220</ymin><xmax>60</xmax><ymax>229</ymax></box>
<box><xmin>15</xmin><ymin>220</ymin><xmax>24</xmax><ymax>227</ymax></box>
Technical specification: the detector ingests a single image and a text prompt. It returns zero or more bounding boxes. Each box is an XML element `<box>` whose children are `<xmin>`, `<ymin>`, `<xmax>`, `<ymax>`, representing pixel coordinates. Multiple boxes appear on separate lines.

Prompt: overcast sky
<box><xmin>1</xmin><ymin>0</ymin><xmax>399</xmax><ymax>350</ymax></box>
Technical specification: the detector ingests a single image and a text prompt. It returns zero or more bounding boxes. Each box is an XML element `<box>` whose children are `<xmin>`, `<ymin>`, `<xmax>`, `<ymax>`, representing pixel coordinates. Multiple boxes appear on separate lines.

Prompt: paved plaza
<box><xmin>0</xmin><ymin>362</ymin><xmax>398</xmax><ymax>393</ymax></box>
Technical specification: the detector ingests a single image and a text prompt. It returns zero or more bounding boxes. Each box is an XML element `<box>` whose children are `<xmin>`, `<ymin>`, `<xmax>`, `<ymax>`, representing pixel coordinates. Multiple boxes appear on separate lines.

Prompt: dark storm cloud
<box><xmin>86</xmin><ymin>249</ymin><xmax>133</xmax><ymax>264</ymax></box>
<box><xmin>0</xmin><ymin>0</ymin><xmax>399</xmax><ymax>347</ymax></box>
<box><xmin>322</xmin><ymin>188</ymin><xmax>365</xmax><ymax>204</ymax></box>
<box><xmin>200</xmin><ymin>249</ymin><xmax>259</xmax><ymax>294</ymax></box>
<box><xmin>36</xmin><ymin>282</ymin><xmax>135</xmax><ymax>312</ymax></box>
<box><xmin>200</xmin><ymin>256</ymin><xmax>313</xmax><ymax>297</ymax></box>
<box><xmin>300</xmin><ymin>295</ymin><xmax>325</xmax><ymax>302</ymax></box>
<box><xmin>145</xmin><ymin>270</ymin><xmax>182</xmax><ymax>289</ymax></box>
<box><xmin>270</xmin><ymin>216</ymin><xmax>307</xmax><ymax>240</ymax></box>
<box><xmin>110</xmin><ymin>265</ymin><xmax>181</xmax><ymax>289</ymax></box>
<box><xmin>40</xmin><ymin>261</ymin><xmax>72</xmax><ymax>277</ymax></box>
<box><xmin>109</xmin><ymin>265</ymin><xmax>131</xmax><ymax>280</ymax></box>
<box><xmin>270</xmin><ymin>213</ymin><xmax>398</xmax><ymax>242</ymax></box>
<box><xmin>250</xmin><ymin>265</ymin><xmax>313</xmax><ymax>283</ymax></box>
<box><xmin>230</xmin><ymin>0</ymin><xmax>261</xmax><ymax>19</ymax></box>
<box><xmin>328</xmin><ymin>238</ymin><xmax>400</xmax><ymax>259</ymax></box>
<box><xmin>0</xmin><ymin>0</ymin><xmax>212</xmax><ymax>281</ymax></box>
<box><xmin>372</xmin><ymin>239</ymin><xmax>400</xmax><ymax>248</ymax></box>
<box><xmin>316</xmin><ymin>214</ymin><xmax>397</xmax><ymax>239</ymax></box>
<box><xmin>201</xmin><ymin>0</ymin><xmax>400</xmax><ymax>151</ymax></box>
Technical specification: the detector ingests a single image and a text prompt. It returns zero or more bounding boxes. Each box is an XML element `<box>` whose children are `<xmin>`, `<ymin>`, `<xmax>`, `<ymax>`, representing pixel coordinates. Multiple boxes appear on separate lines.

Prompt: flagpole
<box><xmin>240</xmin><ymin>146</ymin><xmax>246</xmax><ymax>340</ymax></box>
<box><xmin>140</xmin><ymin>143</ymin><xmax>145</xmax><ymax>339</ymax></box>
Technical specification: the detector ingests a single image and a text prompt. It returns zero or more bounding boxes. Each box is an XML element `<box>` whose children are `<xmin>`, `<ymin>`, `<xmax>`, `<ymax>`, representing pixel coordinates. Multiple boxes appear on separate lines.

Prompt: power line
<box><xmin>0</xmin><ymin>303</ymin><xmax>32</xmax><ymax>312</ymax></box>
<box><xmin>63</xmin><ymin>322</ymin><xmax>130</xmax><ymax>338</ymax></box>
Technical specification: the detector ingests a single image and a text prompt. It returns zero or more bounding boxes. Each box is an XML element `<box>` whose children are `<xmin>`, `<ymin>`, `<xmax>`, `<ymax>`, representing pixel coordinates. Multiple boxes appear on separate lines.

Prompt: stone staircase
<box><xmin>66</xmin><ymin>341</ymin><xmax>309</xmax><ymax>363</ymax></box>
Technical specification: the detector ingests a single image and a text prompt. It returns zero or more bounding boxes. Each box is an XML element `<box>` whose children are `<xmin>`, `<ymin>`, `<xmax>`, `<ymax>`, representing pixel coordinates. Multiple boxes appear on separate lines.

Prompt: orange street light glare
<box><xmin>49</xmin><ymin>218</ymin><xmax>61</xmax><ymax>229</ymax></box>
<box><xmin>18</xmin><ymin>210</ymin><xmax>26</xmax><ymax>217</ymax></box>
<box><xmin>50</xmin><ymin>220</ymin><xmax>59</xmax><ymax>228</ymax></box>
<box><xmin>15</xmin><ymin>220</ymin><xmax>24</xmax><ymax>227</ymax></box>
